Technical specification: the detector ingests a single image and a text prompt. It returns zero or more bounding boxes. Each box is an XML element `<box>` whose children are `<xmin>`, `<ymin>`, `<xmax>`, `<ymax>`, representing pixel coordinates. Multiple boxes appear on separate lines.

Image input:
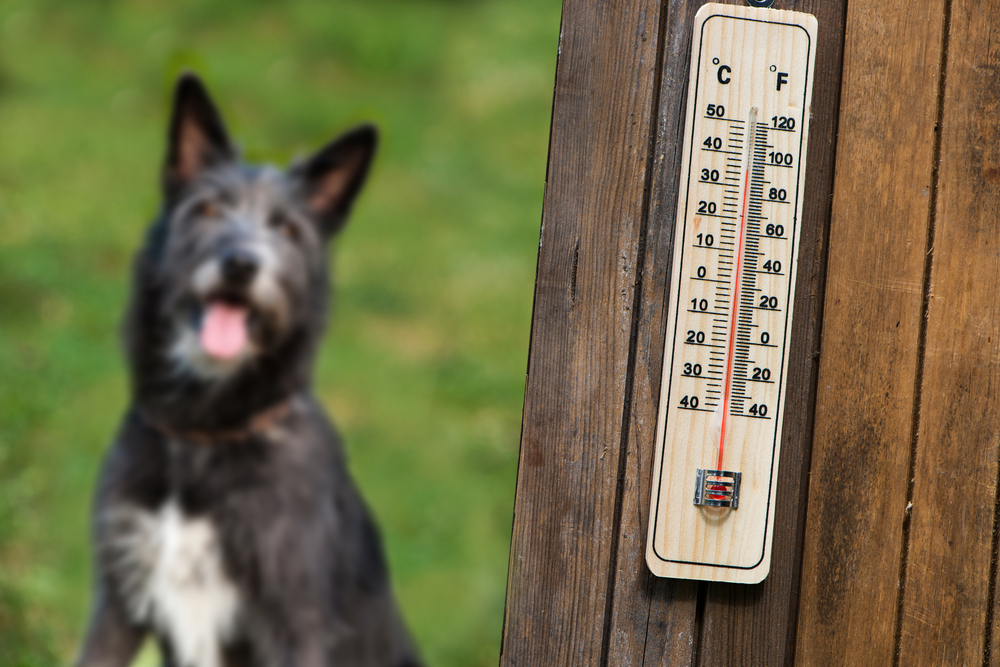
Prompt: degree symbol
<box><xmin>712</xmin><ymin>58</ymin><xmax>720</xmax><ymax>65</ymax></box>
<box><xmin>769</xmin><ymin>65</ymin><xmax>777</xmax><ymax>72</ymax></box>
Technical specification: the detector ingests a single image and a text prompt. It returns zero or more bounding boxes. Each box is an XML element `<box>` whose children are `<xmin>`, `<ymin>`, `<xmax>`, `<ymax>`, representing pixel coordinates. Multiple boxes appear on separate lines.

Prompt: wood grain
<box><xmin>603</xmin><ymin>0</ymin><xmax>704</xmax><ymax>657</ymax></box>
<box><xmin>793</xmin><ymin>0</ymin><xmax>947</xmax><ymax>664</ymax></box>
<box><xmin>502</xmin><ymin>0</ymin><xmax>1000</xmax><ymax>664</ymax></box>
<box><xmin>498</xmin><ymin>0</ymin><xmax>665</xmax><ymax>664</ymax></box>
<box><xmin>898</xmin><ymin>1</ymin><xmax>1000</xmax><ymax>664</ymax></box>
<box><xmin>601</xmin><ymin>0</ymin><xmax>845</xmax><ymax>661</ymax></box>
<box><xmin>696</xmin><ymin>0</ymin><xmax>848</xmax><ymax>663</ymax></box>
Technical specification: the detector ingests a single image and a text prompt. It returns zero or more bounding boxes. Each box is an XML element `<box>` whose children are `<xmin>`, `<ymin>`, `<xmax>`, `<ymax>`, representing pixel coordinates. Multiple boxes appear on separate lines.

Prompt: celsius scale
<box><xmin>645</xmin><ymin>3</ymin><xmax>817</xmax><ymax>583</ymax></box>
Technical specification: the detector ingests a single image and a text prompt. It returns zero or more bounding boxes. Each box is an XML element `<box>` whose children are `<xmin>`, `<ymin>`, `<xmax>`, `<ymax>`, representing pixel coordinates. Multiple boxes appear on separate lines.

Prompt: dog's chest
<box><xmin>106</xmin><ymin>500</ymin><xmax>241</xmax><ymax>667</ymax></box>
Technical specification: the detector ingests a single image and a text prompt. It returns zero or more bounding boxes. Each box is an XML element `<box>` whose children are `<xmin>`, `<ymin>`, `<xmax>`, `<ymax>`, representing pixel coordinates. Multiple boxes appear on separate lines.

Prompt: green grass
<box><xmin>0</xmin><ymin>1</ymin><xmax>559</xmax><ymax>664</ymax></box>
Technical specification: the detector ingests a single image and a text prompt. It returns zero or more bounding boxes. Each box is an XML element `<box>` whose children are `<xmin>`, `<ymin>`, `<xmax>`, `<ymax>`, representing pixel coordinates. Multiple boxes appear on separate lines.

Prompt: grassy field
<box><xmin>0</xmin><ymin>1</ymin><xmax>559</xmax><ymax>664</ymax></box>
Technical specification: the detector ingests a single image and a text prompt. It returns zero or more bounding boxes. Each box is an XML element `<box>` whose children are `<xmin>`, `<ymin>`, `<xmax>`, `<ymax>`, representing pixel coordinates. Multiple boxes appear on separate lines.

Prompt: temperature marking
<box><xmin>646</xmin><ymin>3</ymin><xmax>817</xmax><ymax>584</ymax></box>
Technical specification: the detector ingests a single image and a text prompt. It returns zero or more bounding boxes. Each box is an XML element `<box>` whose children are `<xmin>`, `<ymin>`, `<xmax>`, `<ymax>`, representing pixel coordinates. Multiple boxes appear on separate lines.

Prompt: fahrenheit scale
<box><xmin>646</xmin><ymin>3</ymin><xmax>816</xmax><ymax>583</ymax></box>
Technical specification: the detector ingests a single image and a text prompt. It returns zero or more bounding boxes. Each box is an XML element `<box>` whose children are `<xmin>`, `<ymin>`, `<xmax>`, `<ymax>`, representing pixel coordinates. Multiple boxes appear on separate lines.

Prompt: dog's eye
<box><xmin>196</xmin><ymin>201</ymin><xmax>221</xmax><ymax>218</ymax></box>
<box><xmin>269</xmin><ymin>213</ymin><xmax>299</xmax><ymax>242</ymax></box>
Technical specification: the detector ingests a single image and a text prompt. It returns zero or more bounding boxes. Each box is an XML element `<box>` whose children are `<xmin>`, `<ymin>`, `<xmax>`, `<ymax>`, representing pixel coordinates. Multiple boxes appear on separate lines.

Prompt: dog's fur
<box><xmin>74</xmin><ymin>74</ymin><xmax>421</xmax><ymax>667</ymax></box>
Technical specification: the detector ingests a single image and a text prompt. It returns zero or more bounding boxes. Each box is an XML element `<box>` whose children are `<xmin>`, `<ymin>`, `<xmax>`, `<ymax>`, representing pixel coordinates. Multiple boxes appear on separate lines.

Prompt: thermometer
<box><xmin>646</xmin><ymin>3</ymin><xmax>817</xmax><ymax>584</ymax></box>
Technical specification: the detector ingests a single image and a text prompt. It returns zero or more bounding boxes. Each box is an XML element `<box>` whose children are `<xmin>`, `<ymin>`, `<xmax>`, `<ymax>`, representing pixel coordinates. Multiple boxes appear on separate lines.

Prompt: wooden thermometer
<box><xmin>646</xmin><ymin>3</ymin><xmax>817</xmax><ymax>583</ymax></box>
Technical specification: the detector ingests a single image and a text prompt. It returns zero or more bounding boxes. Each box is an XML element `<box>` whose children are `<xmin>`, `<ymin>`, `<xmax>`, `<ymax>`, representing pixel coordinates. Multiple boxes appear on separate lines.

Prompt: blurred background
<box><xmin>0</xmin><ymin>0</ymin><xmax>560</xmax><ymax>665</ymax></box>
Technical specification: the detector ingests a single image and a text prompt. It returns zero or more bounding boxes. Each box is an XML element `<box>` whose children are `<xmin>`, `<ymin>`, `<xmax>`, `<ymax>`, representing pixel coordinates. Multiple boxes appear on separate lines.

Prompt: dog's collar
<box><xmin>139</xmin><ymin>398</ymin><xmax>293</xmax><ymax>444</ymax></box>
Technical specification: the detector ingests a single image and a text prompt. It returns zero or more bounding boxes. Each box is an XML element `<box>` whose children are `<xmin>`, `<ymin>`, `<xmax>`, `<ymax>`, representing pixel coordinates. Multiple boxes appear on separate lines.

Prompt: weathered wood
<box><xmin>987</xmin><ymin>12</ymin><xmax>1000</xmax><ymax>654</ymax></box>
<box><xmin>600</xmin><ymin>0</ymin><xmax>844</xmax><ymax>660</ymax></box>
<box><xmin>793</xmin><ymin>0</ymin><xmax>947</xmax><ymax>664</ymax></box>
<box><xmin>604</xmin><ymin>0</ymin><xmax>704</xmax><ymax>656</ymax></box>
<box><xmin>696</xmin><ymin>0</ymin><xmax>847</xmax><ymax>663</ymax></box>
<box><xmin>505</xmin><ymin>0</ymin><xmax>1000</xmax><ymax>664</ymax></box>
<box><xmin>498</xmin><ymin>0</ymin><xmax>665</xmax><ymax>664</ymax></box>
<box><xmin>899</xmin><ymin>1</ymin><xmax>1000</xmax><ymax>664</ymax></box>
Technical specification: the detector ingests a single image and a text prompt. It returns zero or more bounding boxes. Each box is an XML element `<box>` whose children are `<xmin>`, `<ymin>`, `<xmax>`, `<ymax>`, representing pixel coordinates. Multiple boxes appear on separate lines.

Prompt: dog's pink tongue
<box><xmin>200</xmin><ymin>302</ymin><xmax>248</xmax><ymax>359</ymax></box>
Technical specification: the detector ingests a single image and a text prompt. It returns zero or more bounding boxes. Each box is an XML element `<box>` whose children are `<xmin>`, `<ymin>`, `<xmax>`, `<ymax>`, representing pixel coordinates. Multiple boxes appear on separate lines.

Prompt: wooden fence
<box><xmin>499</xmin><ymin>0</ymin><xmax>1000</xmax><ymax>664</ymax></box>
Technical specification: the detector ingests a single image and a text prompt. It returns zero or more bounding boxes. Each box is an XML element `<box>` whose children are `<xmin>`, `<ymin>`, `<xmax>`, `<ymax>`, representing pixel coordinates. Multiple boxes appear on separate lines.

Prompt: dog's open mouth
<box><xmin>170</xmin><ymin>294</ymin><xmax>273</xmax><ymax>378</ymax></box>
<box><xmin>200</xmin><ymin>301</ymin><xmax>250</xmax><ymax>360</ymax></box>
<box><xmin>190</xmin><ymin>292</ymin><xmax>265</xmax><ymax>361</ymax></box>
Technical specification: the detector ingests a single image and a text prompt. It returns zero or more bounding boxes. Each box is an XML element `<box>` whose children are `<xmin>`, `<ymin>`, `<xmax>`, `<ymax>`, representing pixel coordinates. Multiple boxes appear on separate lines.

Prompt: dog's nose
<box><xmin>220</xmin><ymin>248</ymin><xmax>259</xmax><ymax>285</ymax></box>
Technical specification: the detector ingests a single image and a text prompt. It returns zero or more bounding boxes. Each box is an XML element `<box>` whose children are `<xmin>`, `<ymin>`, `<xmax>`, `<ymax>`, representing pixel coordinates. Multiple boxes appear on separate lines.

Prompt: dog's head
<box><xmin>136</xmin><ymin>74</ymin><xmax>375</xmax><ymax>384</ymax></box>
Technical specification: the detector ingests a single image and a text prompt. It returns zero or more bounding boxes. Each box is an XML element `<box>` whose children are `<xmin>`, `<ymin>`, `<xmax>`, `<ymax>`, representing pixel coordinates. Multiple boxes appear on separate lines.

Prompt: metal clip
<box><xmin>747</xmin><ymin>0</ymin><xmax>776</xmax><ymax>7</ymax></box>
<box><xmin>694</xmin><ymin>469</ymin><xmax>742</xmax><ymax>508</ymax></box>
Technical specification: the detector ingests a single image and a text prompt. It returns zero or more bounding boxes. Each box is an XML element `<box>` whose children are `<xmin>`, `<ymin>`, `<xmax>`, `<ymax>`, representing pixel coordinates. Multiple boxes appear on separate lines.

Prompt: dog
<box><xmin>74</xmin><ymin>74</ymin><xmax>421</xmax><ymax>667</ymax></box>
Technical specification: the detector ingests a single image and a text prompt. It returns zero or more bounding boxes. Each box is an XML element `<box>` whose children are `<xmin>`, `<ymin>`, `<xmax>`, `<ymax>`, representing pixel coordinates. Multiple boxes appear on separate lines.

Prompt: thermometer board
<box><xmin>645</xmin><ymin>3</ymin><xmax>816</xmax><ymax>584</ymax></box>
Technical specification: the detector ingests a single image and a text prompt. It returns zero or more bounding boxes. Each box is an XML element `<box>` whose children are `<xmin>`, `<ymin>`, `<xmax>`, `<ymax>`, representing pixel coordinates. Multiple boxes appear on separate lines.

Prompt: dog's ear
<box><xmin>163</xmin><ymin>73</ymin><xmax>235</xmax><ymax>199</ymax></box>
<box><xmin>292</xmin><ymin>124</ymin><xmax>377</xmax><ymax>236</ymax></box>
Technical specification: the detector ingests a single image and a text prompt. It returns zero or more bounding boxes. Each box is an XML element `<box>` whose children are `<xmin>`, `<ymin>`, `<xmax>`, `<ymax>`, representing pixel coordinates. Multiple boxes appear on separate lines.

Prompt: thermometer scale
<box><xmin>646</xmin><ymin>3</ymin><xmax>817</xmax><ymax>583</ymax></box>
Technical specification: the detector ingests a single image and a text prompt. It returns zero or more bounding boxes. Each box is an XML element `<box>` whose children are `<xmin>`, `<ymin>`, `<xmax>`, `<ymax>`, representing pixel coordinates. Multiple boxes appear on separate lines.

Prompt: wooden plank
<box><xmin>695</xmin><ymin>0</ymin><xmax>848</xmax><ymax>662</ymax></box>
<box><xmin>498</xmin><ymin>0</ymin><xmax>665</xmax><ymax>664</ymax></box>
<box><xmin>604</xmin><ymin>0</ymin><xmax>845</xmax><ymax>661</ymax></box>
<box><xmin>900</xmin><ymin>2</ymin><xmax>1000</xmax><ymax>664</ymax></box>
<box><xmin>601</xmin><ymin>0</ymin><xmax>704</xmax><ymax>661</ymax></box>
<box><xmin>793</xmin><ymin>0</ymin><xmax>947</xmax><ymax>664</ymax></box>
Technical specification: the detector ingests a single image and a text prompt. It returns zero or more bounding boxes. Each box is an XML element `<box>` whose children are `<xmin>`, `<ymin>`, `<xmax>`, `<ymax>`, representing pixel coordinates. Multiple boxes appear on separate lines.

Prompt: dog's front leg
<box><xmin>74</xmin><ymin>586</ymin><xmax>144</xmax><ymax>667</ymax></box>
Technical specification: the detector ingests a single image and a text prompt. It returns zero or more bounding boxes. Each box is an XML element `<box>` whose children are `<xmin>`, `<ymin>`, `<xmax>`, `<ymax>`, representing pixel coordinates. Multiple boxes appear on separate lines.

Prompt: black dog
<box><xmin>74</xmin><ymin>74</ymin><xmax>420</xmax><ymax>667</ymax></box>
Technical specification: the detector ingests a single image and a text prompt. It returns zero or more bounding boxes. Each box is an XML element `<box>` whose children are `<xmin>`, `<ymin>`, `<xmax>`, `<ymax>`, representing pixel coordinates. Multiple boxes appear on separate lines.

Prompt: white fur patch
<box><xmin>104</xmin><ymin>502</ymin><xmax>241</xmax><ymax>667</ymax></box>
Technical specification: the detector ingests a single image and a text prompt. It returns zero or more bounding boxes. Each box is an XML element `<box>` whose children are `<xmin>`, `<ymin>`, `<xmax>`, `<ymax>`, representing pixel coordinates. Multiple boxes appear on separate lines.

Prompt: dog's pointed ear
<box><xmin>292</xmin><ymin>124</ymin><xmax>377</xmax><ymax>236</ymax></box>
<box><xmin>163</xmin><ymin>73</ymin><xmax>235</xmax><ymax>198</ymax></box>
